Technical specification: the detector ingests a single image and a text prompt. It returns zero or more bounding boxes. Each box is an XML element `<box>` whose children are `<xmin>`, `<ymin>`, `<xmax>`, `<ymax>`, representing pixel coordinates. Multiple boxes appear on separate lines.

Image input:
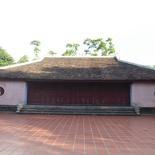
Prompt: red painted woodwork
<box><xmin>27</xmin><ymin>82</ymin><xmax>130</xmax><ymax>106</ymax></box>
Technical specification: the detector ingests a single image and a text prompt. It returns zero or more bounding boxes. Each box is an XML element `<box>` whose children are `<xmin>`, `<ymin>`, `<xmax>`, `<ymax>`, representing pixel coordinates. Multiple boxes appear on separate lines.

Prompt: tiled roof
<box><xmin>0</xmin><ymin>57</ymin><xmax>155</xmax><ymax>81</ymax></box>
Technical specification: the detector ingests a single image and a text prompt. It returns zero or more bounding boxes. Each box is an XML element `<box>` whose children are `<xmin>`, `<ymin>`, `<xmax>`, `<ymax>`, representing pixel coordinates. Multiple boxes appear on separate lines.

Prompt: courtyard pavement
<box><xmin>0</xmin><ymin>113</ymin><xmax>155</xmax><ymax>155</ymax></box>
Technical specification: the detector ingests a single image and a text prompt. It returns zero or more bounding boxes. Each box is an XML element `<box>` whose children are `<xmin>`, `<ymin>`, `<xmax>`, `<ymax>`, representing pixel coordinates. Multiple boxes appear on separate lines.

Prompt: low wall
<box><xmin>131</xmin><ymin>82</ymin><xmax>155</xmax><ymax>107</ymax></box>
<box><xmin>0</xmin><ymin>81</ymin><xmax>27</xmax><ymax>105</ymax></box>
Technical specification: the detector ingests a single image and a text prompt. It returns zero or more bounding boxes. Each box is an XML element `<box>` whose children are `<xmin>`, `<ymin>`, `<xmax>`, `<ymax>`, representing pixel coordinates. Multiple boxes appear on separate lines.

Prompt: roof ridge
<box><xmin>0</xmin><ymin>58</ymin><xmax>43</xmax><ymax>70</ymax></box>
<box><xmin>116</xmin><ymin>57</ymin><xmax>155</xmax><ymax>71</ymax></box>
<box><xmin>44</xmin><ymin>56</ymin><xmax>116</xmax><ymax>58</ymax></box>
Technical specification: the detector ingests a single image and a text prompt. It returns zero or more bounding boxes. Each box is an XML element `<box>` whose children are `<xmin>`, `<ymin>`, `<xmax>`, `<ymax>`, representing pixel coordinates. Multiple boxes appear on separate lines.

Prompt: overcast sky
<box><xmin>0</xmin><ymin>0</ymin><xmax>155</xmax><ymax>65</ymax></box>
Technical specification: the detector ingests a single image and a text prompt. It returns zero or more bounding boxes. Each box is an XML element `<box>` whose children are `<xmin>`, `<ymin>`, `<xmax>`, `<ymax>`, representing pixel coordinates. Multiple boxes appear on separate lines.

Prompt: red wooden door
<box><xmin>27</xmin><ymin>82</ymin><xmax>130</xmax><ymax>106</ymax></box>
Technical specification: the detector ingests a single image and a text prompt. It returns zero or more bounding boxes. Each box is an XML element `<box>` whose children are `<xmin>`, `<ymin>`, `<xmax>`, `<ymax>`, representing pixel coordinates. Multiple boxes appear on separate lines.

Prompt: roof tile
<box><xmin>0</xmin><ymin>57</ymin><xmax>155</xmax><ymax>81</ymax></box>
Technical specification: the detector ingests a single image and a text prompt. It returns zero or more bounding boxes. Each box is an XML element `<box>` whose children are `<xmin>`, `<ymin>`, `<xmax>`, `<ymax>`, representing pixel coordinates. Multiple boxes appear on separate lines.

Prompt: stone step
<box><xmin>18</xmin><ymin>105</ymin><xmax>137</xmax><ymax>116</ymax></box>
<box><xmin>18</xmin><ymin>112</ymin><xmax>137</xmax><ymax>116</ymax></box>
<box><xmin>20</xmin><ymin>109</ymin><xmax>135</xmax><ymax>113</ymax></box>
<box><xmin>21</xmin><ymin>105</ymin><xmax>134</xmax><ymax>110</ymax></box>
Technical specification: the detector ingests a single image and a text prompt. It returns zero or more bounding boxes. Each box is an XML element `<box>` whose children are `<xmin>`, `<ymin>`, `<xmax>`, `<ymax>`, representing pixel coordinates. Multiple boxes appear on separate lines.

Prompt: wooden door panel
<box><xmin>27</xmin><ymin>82</ymin><xmax>130</xmax><ymax>106</ymax></box>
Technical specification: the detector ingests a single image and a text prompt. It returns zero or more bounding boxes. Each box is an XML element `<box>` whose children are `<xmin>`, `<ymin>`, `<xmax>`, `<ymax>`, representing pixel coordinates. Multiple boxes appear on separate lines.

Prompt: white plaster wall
<box><xmin>0</xmin><ymin>81</ymin><xmax>27</xmax><ymax>105</ymax></box>
<box><xmin>131</xmin><ymin>82</ymin><xmax>155</xmax><ymax>107</ymax></box>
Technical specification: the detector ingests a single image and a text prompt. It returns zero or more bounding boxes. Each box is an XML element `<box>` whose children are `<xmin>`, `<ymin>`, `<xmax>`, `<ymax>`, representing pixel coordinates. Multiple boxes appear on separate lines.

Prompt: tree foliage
<box><xmin>18</xmin><ymin>55</ymin><xmax>29</xmax><ymax>63</ymax></box>
<box><xmin>62</xmin><ymin>43</ymin><xmax>80</xmax><ymax>56</ymax></box>
<box><xmin>49</xmin><ymin>50</ymin><xmax>57</xmax><ymax>56</ymax></box>
<box><xmin>83</xmin><ymin>38</ymin><xmax>115</xmax><ymax>56</ymax></box>
<box><xmin>0</xmin><ymin>47</ymin><xmax>14</xmax><ymax>67</ymax></box>
<box><xmin>30</xmin><ymin>40</ymin><xmax>41</xmax><ymax>60</ymax></box>
<box><xmin>30</xmin><ymin>40</ymin><xmax>41</xmax><ymax>47</ymax></box>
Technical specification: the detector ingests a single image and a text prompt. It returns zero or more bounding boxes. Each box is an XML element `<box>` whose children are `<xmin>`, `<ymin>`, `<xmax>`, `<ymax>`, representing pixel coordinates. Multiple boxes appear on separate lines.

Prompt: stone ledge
<box><xmin>0</xmin><ymin>105</ymin><xmax>17</xmax><ymax>112</ymax></box>
<box><xmin>140</xmin><ymin>107</ymin><xmax>155</xmax><ymax>115</ymax></box>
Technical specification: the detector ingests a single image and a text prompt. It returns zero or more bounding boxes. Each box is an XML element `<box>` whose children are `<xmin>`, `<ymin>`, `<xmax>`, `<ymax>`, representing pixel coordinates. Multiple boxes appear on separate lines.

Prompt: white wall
<box><xmin>0</xmin><ymin>81</ymin><xmax>27</xmax><ymax>105</ymax></box>
<box><xmin>131</xmin><ymin>82</ymin><xmax>155</xmax><ymax>107</ymax></box>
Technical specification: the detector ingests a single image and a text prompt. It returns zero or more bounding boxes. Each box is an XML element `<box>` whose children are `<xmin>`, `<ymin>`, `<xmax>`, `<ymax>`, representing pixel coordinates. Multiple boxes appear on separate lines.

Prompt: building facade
<box><xmin>0</xmin><ymin>57</ymin><xmax>155</xmax><ymax>108</ymax></box>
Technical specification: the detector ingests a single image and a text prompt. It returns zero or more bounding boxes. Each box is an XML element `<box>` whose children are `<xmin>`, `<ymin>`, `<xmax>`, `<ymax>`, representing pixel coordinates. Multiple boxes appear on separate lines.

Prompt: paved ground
<box><xmin>0</xmin><ymin>114</ymin><xmax>155</xmax><ymax>155</ymax></box>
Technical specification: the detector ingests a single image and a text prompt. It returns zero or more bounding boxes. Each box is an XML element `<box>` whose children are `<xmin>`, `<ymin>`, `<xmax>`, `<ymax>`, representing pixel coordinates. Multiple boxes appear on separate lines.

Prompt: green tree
<box><xmin>104</xmin><ymin>38</ymin><xmax>115</xmax><ymax>56</ymax></box>
<box><xmin>83</xmin><ymin>38</ymin><xmax>115</xmax><ymax>56</ymax></box>
<box><xmin>0</xmin><ymin>47</ymin><xmax>14</xmax><ymax>67</ymax></box>
<box><xmin>62</xmin><ymin>43</ymin><xmax>80</xmax><ymax>56</ymax></box>
<box><xmin>18</xmin><ymin>55</ymin><xmax>29</xmax><ymax>63</ymax></box>
<box><xmin>30</xmin><ymin>40</ymin><xmax>41</xmax><ymax>60</ymax></box>
<box><xmin>49</xmin><ymin>50</ymin><xmax>57</xmax><ymax>56</ymax></box>
<box><xmin>83</xmin><ymin>38</ymin><xmax>97</xmax><ymax>56</ymax></box>
<box><xmin>30</xmin><ymin>40</ymin><xmax>41</xmax><ymax>46</ymax></box>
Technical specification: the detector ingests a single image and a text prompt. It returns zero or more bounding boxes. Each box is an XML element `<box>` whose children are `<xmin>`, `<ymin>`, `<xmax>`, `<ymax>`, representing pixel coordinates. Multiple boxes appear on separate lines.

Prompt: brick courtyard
<box><xmin>0</xmin><ymin>113</ymin><xmax>155</xmax><ymax>155</ymax></box>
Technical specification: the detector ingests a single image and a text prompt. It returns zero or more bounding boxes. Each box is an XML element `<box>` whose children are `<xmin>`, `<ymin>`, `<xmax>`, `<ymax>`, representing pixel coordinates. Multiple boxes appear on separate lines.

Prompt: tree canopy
<box><xmin>83</xmin><ymin>38</ymin><xmax>115</xmax><ymax>56</ymax></box>
<box><xmin>30</xmin><ymin>40</ymin><xmax>41</xmax><ymax>47</ymax></box>
<box><xmin>61</xmin><ymin>37</ymin><xmax>115</xmax><ymax>56</ymax></box>
<box><xmin>49</xmin><ymin>50</ymin><xmax>57</xmax><ymax>56</ymax></box>
<box><xmin>0</xmin><ymin>47</ymin><xmax>14</xmax><ymax>67</ymax></box>
<box><xmin>30</xmin><ymin>40</ymin><xmax>41</xmax><ymax>60</ymax></box>
<box><xmin>62</xmin><ymin>43</ymin><xmax>80</xmax><ymax>56</ymax></box>
<box><xmin>18</xmin><ymin>55</ymin><xmax>29</xmax><ymax>63</ymax></box>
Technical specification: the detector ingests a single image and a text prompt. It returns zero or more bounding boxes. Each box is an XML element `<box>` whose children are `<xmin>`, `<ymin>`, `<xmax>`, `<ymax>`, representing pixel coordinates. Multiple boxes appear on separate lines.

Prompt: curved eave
<box><xmin>0</xmin><ymin>77</ymin><xmax>155</xmax><ymax>83</ymax></box>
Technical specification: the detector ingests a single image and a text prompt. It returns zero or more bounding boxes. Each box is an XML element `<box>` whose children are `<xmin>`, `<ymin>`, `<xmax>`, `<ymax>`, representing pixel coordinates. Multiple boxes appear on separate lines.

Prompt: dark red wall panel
<box><xmin>27</xmin><ymin>82</ymin><xmax>130</xmax><ymax>106</ymax></box>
